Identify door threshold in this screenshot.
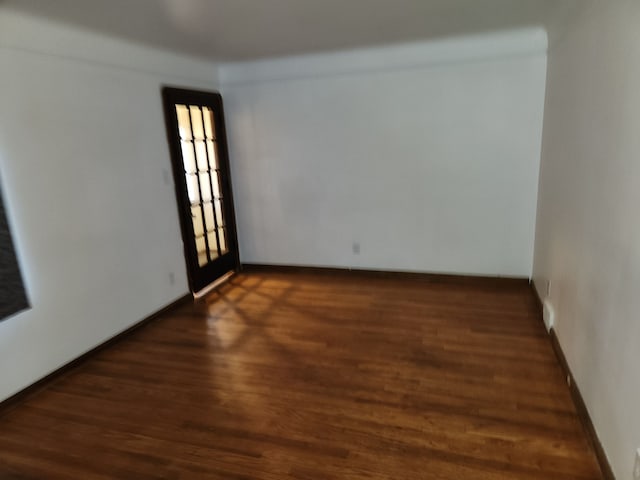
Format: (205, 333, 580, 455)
(193, 270, 236, 299)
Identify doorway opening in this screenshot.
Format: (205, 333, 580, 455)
(162, 87, 239, 292)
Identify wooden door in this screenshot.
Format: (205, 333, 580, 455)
(162, 87, 239, 292)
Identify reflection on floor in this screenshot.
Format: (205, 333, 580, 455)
(0, 270, 603, 479)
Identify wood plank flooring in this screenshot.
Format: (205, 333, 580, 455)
(0, 270, 603, 479)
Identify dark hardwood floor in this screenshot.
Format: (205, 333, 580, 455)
(0, 270, 603, 479)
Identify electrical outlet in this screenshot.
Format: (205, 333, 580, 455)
(168, 272, 175, 285)
(633, 448, 640, 480)
(352, 242, 360, 255)
(162, 169, 171, 185)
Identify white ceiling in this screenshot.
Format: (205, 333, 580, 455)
(1, 0, 582, 61)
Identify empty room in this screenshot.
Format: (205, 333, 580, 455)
(0, 0, 638, 479)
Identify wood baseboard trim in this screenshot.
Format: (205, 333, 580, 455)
(241, 263, 530, 288)
(0, 293, 193, 414)
(531, 286, 615, 480)
(532, 282, 544, 315)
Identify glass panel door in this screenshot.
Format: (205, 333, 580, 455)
(162, 88, 239, 292)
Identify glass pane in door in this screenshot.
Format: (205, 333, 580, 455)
(164, 88, 238, 292)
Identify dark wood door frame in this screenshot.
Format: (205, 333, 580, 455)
(162, 86, 240, 292)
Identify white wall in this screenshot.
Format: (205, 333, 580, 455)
(0, 10, 218, 402)
(220, 29, 547, 277)
(533, 1, 640, 478)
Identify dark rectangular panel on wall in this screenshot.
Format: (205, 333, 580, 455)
(0, 186, 29, 321)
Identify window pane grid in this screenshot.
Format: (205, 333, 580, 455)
(199, 106, 222, 257)
(190, 197, 223, 207)
(174, 100, 231, 269)
(182, 105, 212, 263)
